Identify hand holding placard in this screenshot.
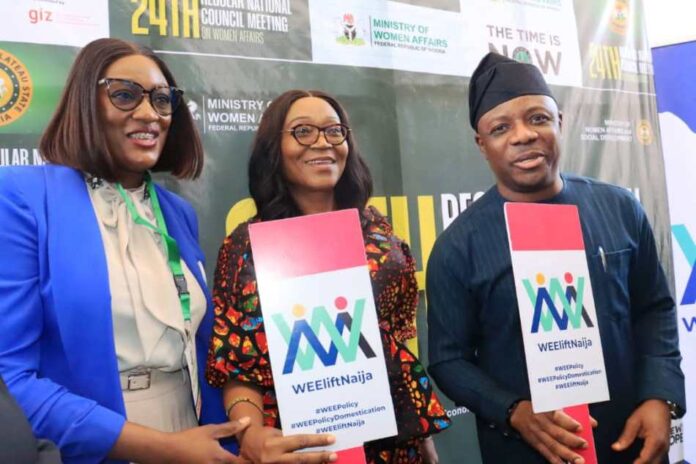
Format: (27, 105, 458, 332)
(504, 203, 606, 464)
(248, 210, 397, 454)
(238, 425, 338, 464)
(510, 401, 594, 464)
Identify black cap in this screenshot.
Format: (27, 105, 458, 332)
(468, 52, 556, 130)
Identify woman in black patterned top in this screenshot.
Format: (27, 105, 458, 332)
(206, 89, 451, 464)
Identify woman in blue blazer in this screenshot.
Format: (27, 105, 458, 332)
(0, 38, 248, 464)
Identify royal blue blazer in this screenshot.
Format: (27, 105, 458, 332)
(0, 165, 234, 463)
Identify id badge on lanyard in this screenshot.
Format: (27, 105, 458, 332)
(117, 173, 202, 419)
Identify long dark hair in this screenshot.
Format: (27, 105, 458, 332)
(248, 89, 373, 221)
(40, 38, 204, 180)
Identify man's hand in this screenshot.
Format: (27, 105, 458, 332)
(509, 400, 589, 464)
(165, 419, 253, 464)
(612, 399, 671, 464)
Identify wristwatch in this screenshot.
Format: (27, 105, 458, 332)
(665, 400, 681, 420)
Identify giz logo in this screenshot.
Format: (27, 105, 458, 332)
(29, 8, 53, 24)
(271, 296, 376, 374)
(523, 272, 595, 333)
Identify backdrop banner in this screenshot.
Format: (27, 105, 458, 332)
(653, 40, 696, 464)
(0, 0, 684, 462)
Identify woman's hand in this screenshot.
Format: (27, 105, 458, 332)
(239, 424, 337, 464)
(110, 418, 252, 464)
(164, 419, 253, 463)
(420, 436, 439, 464)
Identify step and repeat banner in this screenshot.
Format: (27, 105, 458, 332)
(0, 0, 684, 462)
(654, 40, 696, 464)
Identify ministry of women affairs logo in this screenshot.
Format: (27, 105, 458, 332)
(336, 13, 366, 46)
(0, 49, 32, 127)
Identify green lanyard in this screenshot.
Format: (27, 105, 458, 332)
(115, 173, 191, 324)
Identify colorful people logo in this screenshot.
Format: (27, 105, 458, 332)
(523, 272, 595, 333)
(272, 296, 376, 374)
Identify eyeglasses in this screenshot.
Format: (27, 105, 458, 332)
(282, 123, 350, 147)
(98, 78, 183, 117)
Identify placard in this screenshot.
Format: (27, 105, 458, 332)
(248, 209, 397, 451)
(505, 202, 609, 413)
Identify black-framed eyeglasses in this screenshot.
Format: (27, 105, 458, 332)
(282, 123, 350, 147)
(98, 78, 183, 117)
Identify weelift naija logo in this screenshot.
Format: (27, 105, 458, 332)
(272, 296, 377, 374)
(523, 272, 595, 333)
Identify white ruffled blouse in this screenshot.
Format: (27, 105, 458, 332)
(87, 180, 206, 373)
